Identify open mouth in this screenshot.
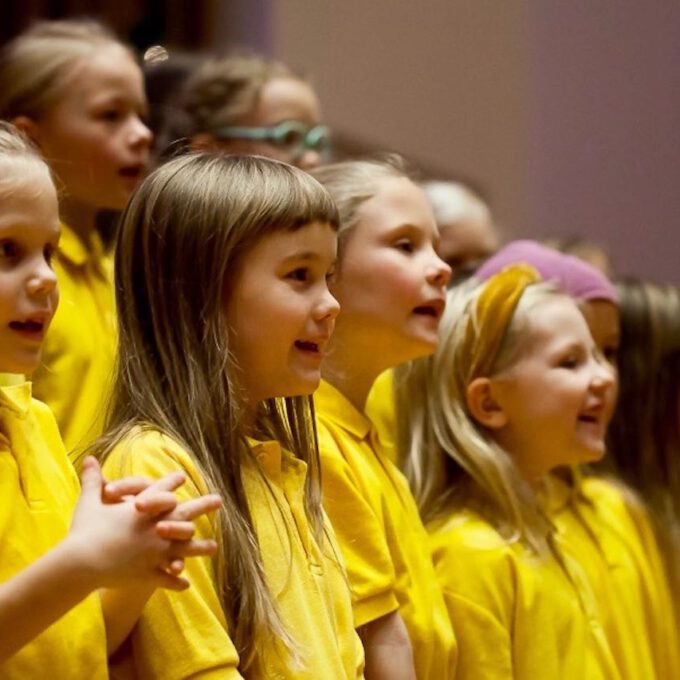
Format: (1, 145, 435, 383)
(9, 320, 46, 337)
(295, 340, 320, 353)
(413, 305, 440, 317)
(119, 166, 143, 179)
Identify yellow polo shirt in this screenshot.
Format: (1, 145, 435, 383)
(428, 508, 620, 679)
(364, 369, 397, 463)
(32, 223, 116, 456)
(102, 428, 364, 680)
(547, 474, 680, 680)
(315, 380, 457, 679)
(0, 381, 108, 679)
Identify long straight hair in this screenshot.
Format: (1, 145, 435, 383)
(89, 153, 338, 670)
(398, 280, 558, 553)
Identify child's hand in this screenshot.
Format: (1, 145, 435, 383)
(66, 457, 219, 591)
(100, 465, 222, 575)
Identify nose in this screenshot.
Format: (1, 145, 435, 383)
(590, 357, 616, 392)
(426, 251, 452, 289)
(295, 149, 322, 170)
(315, 286, 341, 321)
(128, 115, 153, 150)
(27, 257, 58, 298)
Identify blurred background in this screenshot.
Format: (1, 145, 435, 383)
(3, 0, 679, 282)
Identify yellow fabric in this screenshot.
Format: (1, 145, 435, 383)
(364, 369, 397, 463)
(428, 509, 621, 680)
(103, 429, 364, 680)
(32, 224, 116, 456)
(547, 474, 680, 680)
(0, 382, 108, 679)
(315, 380, 457, 680)
(463, 264, 540, 382)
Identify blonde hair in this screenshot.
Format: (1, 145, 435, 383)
(398, 279, 560, 553)
(157, 53, 297, 156)
(89, 153, 338, 670)
(420, 180, 491, 228)
(311, 156, 409, 260)
(0, 121, 53, 198)
(0, 19, 130, 121)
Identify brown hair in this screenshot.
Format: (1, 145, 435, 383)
(156, 53, 296, 157)
(90, 153, 339, 670)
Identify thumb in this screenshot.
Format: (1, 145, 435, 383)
(79, 456, 104, 500)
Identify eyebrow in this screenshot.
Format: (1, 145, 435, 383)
(281, 251, 322, 263)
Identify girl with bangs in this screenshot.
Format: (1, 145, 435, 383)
(90, 153, 363, 678)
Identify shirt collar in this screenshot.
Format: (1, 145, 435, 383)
(314, 380, 372, 440)
(59, 223, 106, 268)
(0, 381, 32, 416)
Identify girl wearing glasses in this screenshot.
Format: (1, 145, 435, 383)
(155, 54, 330, 170)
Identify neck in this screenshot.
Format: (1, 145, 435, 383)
(322, 336, 389, 413)
(59, 198, 98, 246)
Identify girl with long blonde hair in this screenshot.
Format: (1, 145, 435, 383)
(398, 265, 621, 678)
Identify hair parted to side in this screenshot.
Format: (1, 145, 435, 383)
(310, 155, 409, 261)
(156, 53, 297, 157)
(88, 153, 338, 671)
(0, 19, 130, 121)
(397, 279, 561, 553)
(0, 121, 53, 199)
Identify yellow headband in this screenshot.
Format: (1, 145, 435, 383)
(462, 264, 541, 383)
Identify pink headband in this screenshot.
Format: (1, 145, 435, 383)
(475, 240, 618, 304)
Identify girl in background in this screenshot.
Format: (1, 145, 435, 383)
(398, 266, 620, 679)
(606, 278, 680, 618)
(0, 19, 153, 452)
(156, 53, 330, 169)
(474, 241, 679, 679)
(93, 153, 363, 678)
(311, 158, 456, 679)
(0, 122, 219, 676)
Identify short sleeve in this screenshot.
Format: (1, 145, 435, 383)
(103, 433, 242, 680)
(317, 424, 400, 628)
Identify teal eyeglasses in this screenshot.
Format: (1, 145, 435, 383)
(212, 121, 331, 161)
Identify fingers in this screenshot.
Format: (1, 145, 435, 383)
(79, 456, 103, 499)
(167, 558, 185, 576)
(153, 569, 190, 592)
(134, 491, 180, 518)
(155, 520, 196, 541)
(134, 471, 187, 503)
(164, 495, 222, 522)
(171, 538, 219, 559)
(102, 475, 154, 502)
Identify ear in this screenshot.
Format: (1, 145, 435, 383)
(11, 116, 42, 148)
(466, 377, 508, 430)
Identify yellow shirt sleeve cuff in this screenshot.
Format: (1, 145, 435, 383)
(353, 589, 400, 629)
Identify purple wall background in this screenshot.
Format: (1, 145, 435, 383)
(527, 4, 680, 281)
(218, 2, 680, 282)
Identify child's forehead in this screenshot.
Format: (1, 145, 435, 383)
(59, 43, 141, 94)
(520, 295, 588, 344)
